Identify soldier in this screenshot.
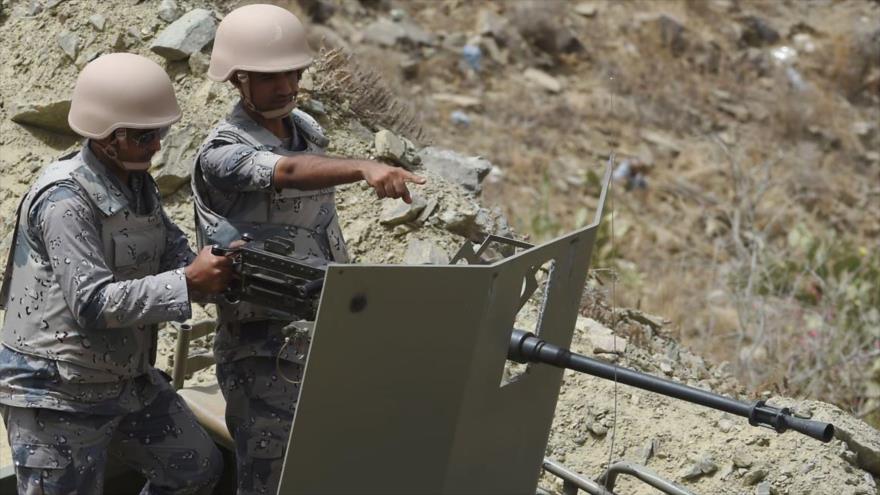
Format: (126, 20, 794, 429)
(0, 53, 232, 494)
(192, 4, 425, 493)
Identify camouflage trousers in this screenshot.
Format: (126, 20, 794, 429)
(216, 356, 302, 495)
(1, 387, 223, 495)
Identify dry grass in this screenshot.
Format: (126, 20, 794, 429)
(309, 48, 426, 142)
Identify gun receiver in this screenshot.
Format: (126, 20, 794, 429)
(211, 235, 327, 319)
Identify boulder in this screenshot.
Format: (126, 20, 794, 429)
(158, 0, 180, 23)
(403, 239, 449, 265)
(362, 17, 434, 48)
(417, 146, 492, 195)
(10, 100, 75, 135)
(150, 127, 198, 195)
(374, 129, 420, 169)
(150, 9, 216, 61)
(739, 16, 780, 47)
(57, 30, 79, 60)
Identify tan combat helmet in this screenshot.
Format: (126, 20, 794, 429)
(208, 4, 313, 118)
(68, 52, 181, 139)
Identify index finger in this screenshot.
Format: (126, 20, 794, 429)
(403, 171, 426, 184)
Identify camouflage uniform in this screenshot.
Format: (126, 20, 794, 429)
(192, 102, 347, 494)
(0, 145, 222, 494)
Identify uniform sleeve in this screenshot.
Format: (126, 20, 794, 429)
(30, 184, 192, 329)
(199, 140, 280, 192)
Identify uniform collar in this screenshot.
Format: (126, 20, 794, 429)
(71, 144, 133, 216)
(228, 100, 295, 150)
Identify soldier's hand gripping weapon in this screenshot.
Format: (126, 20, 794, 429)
(212, 234, 834, 444)
(210, 234, 328, 320)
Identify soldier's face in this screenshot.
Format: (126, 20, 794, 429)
(119, 128, 164, 161)
(245, 70, 301, 111)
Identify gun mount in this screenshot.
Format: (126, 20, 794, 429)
(202, 163, 834, 495)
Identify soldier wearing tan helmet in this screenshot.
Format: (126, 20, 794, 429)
(0, 53, 233, 494)
(191, 4, 426, 493)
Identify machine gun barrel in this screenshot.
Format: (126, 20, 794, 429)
(508, 329, 834, 443)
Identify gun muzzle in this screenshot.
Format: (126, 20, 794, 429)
(748, 401, 834, 443)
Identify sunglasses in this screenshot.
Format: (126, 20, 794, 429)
(129, 127, 170, 147)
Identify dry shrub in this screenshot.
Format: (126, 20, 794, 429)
(309, 49, 425, 142)
(827, 28, 880, 103)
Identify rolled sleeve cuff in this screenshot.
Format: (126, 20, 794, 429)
(252, 151, 283, 190)
(158, 268, 193, 323)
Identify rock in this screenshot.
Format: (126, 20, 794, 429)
(362, 17, 434, 48)
(640, 437, 658, 464)
(573, 2, 598, 17)
(438, 207, 478, 236)
(791, 402, 814, 419)
(88, 14, 106, 31)
(588, 422, 608, 437)
(113, 29, 141, 51)
(415, 198, 438, 224)
(77, 48, 103, 68)
(478, 36, 507, 66)
(403, 239, 449, 265)
(739, 16, 780, 47)
(475, 8, 510, 43)
(418, 147, 492, 195)
(816, 401, 880, 476)
(158, 0, 180, 23)
(589, 333, 627, 354)
(389, 8, 406, 22)
(657, 15, 687, 57)
(150, 8, 217, 61)
(299, 98, 326, 117)
(379, 196, 427, 226)
(374, 130, 420, 169)
(680, 453, 718, 480)
(641, 129, 681, 155)
(450, 111, 471, 127)
(718, 418, 734, 433)
(399, 57, 419, 80)
(512, 5, 583, 56)
(10, 100, 75, 135)
(150, 127, 197, 195)
(524, 68, 562, 93)
(432, 93, 482, 109)
(718, 101, 750, 122)
(308, 24, 351, 52)
(297, 0, 336, 24)
(188, 50, 210, 75)
(745, 467, 769, 485)
(57, 30, 79, 60)
(659, 361, 674, 375)
(755, 481, 777, 495)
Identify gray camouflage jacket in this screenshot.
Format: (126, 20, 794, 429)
(0, 144, 195, 410)
(192, 102, 349, 363)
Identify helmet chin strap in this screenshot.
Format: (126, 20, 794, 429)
(236, 72, 297, 119)
(98, 129, 151, 171)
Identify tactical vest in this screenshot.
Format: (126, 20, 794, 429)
(192, 107, 349, 322)
(0, 149, 166, 382)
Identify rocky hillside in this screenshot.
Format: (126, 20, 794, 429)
(0, 0, 878, 493)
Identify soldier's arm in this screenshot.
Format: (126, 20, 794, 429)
(273, 154, 424, 203)
(33, 185, 192, 329)
(200, 141, 425, 203)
